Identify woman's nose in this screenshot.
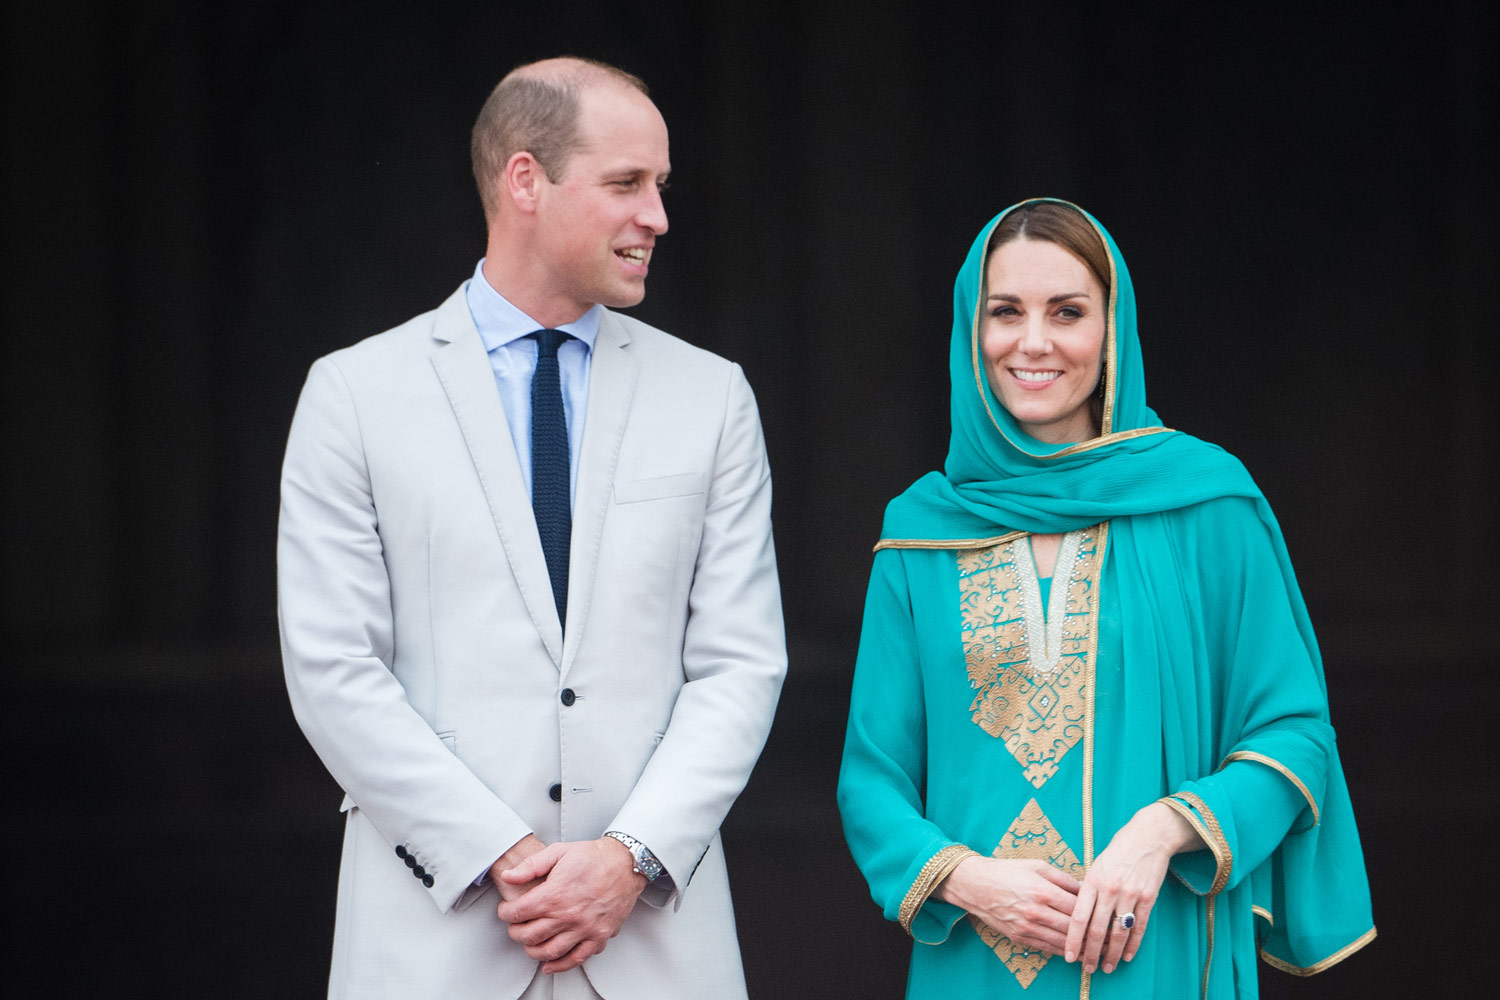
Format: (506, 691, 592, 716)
(1018, 318, 1050, 353)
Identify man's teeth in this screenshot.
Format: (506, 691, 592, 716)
(618, 249, 647, 264)
(1013, 370, 1060, 383)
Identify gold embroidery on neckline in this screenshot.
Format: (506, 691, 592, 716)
(969, 798, 1084, 988)
(958, 527, 1104, 788)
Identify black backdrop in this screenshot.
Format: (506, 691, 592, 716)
(3, 1, 1495, 996)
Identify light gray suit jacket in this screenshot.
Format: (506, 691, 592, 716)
(277, 285, 786, 999)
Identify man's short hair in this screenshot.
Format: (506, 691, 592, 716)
(470, 57, 650, 222)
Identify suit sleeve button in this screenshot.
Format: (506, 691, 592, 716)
(395, 845, 408, 859)
(560, 688, 576, 706)
(404, 855, 416, 869)
(413, 865, 426, 877)
(422, 874, 434, 888)
(548, 783, 562, 802)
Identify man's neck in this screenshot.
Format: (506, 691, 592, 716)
(479, 254, 589, 329)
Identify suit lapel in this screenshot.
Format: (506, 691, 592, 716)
(562, 310, 638, 674)
(429, 288, 563, 666)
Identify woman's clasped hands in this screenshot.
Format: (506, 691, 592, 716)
(938, 801, 1202, 975)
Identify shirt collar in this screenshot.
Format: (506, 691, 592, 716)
(465, 258, 601, 353)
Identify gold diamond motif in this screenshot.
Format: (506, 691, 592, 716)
(958, 530, 1101, 788)
(969, 799, 1084, 988)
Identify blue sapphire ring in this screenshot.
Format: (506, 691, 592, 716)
(1115, 912, 1136, 930)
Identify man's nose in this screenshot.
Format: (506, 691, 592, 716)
(637, 187, 668, 235)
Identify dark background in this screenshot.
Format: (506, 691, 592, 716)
(3, 1, 1495, 996)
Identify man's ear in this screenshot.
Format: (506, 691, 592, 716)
(505, 151, 545, 214)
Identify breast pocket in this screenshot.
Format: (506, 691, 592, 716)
(612, 472, 706, 504)
(602, 472, 707, 646)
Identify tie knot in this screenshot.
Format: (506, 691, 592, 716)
(531, 328, 567, 357)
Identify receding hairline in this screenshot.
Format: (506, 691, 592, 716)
(500, 56, 650, 100)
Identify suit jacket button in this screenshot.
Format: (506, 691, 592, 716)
(413, 865, 426, 878)
(404, 855, 416, 869)
(395, 845, 408, 859)
(548, 783, 562, 802)
(422, 874, 434, 888)
(560, 688, 576, 706)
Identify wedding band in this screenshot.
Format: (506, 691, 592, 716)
(1114, 912, 1136, 929)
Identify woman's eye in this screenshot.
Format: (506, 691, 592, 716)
(1057, 305, 1082, 320)
(990, 305, 1019, 318)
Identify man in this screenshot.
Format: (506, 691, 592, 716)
(278, 57, 786, 999)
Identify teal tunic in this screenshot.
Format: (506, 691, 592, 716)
(837, 200, 1374, 999)
(841, 500, 1335, 997)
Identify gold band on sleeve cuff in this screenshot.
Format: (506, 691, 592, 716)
(897, 845, 979, 934)
(1159, 792, 1232, 897)
(1260, 925, 1378, 976)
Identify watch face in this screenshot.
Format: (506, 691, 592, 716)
(637, 854, 663, 881)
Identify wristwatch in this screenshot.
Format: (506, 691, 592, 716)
(603, 830, 664, 882)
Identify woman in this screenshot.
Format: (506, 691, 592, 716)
(837, 199, 1373, 998)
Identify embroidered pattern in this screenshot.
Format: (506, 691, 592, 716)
(958, 527, 1103, 787)
(969, 798, 1084, 988)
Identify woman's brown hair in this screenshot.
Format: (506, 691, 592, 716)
(986, 201, 1111, 294)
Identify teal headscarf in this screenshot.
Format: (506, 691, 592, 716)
(882, 198, 1260, 541)
(880, 200, 1374, 975)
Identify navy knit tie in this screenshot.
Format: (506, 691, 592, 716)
(530, 329, 570, 630)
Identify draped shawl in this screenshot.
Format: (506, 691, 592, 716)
(878, 199, 1373, 975)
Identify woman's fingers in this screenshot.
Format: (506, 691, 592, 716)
(1099, 903, 1136, 973)
(1034, 861, 1083, 895)
(1063, 882, 1097, 963)
(1079, 890, 1117, 972)
(1120, 897, 1154, 963)
(1017, 925, 1071, 956)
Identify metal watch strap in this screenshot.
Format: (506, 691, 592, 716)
(603, 830, 663, 882)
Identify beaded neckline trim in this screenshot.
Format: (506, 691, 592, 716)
(1016, 530, 1085, 683)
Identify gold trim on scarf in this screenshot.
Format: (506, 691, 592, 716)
(969, 798, 1084, 988)
(1202, 897, 1217, 1000)
(1252, 904, 1274, 925)
(898, 844, 979, 938)
(1220, 750, 1320, 825)
(1082, 522, 1109, 868)
(1075, 520, 1109, 1000)
(874, 530, 1029, 553)
(957, 526, 1105, 788)
(1258, 925, 1378, 976)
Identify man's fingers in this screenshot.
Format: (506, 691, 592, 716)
(497, 886, 558, 926)
(540, 939, 601, 975)
(507, 916, 568, 948)
(502, 843, 564, 884)
(523, 927, 583, 963)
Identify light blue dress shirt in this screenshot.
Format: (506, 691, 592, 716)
(464, 259, 599, 508)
